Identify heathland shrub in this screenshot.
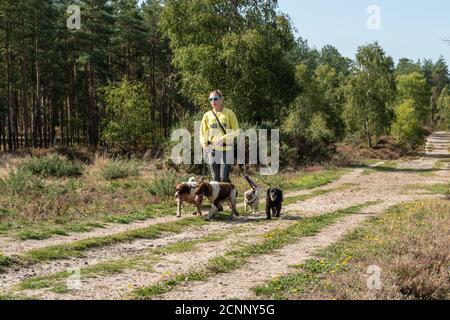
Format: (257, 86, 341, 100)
(0, 169, 45, 195)
(391, 99, 424, 150)
(101, 78, 154, 150)
(18, 155, 83, 178)
(101, 159, 142, 180)
(147, 170, 178, 201)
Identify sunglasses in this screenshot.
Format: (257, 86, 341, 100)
(209, 97, 221, 102)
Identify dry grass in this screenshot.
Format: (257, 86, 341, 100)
(255, 200, 450, 300)
(333, 136, 405, 166)
(0, 155, 163, 238)
(0, 152, 348, 239)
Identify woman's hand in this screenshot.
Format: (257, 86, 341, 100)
(212, 139, 223, 148)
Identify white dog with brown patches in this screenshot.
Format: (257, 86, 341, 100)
(194, 182, 239, 219)
(174, 177, 202, 217)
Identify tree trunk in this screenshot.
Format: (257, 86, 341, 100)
(35, 11, 43, 148)
(148, 37, 157, 131)
(5, 21, 14, 151)
(365, 118, 372, 148)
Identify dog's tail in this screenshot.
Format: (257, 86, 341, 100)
(188, 176, 196, 184)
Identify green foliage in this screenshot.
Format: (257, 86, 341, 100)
(0, 169, 45, 195)
(395, 58, 422, 76)
(282, 58, 346, 162)
(17, 156, 83, 178)
(147, 170, 178, 201)
(436, 87, 450, 129)
(307, 113, 335, 145)
(430, 57, 450, 122)
(101, 158, 142, 180)
(0, 254, 13, 272)
(319, 45, 351, 75)
(160, 0, 296, 124)
(392, 99, 424, 149)
(396, 72, 431, 123)
(101, 78, 154, 149)
(343, 42, 396, 147)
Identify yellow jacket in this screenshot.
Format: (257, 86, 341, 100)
(200, 107, 239, 151)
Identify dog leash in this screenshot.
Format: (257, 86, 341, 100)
(209, 109, 259, 191)
(238, 164, 259, 191)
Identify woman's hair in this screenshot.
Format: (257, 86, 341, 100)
(209, 89, 223, 98)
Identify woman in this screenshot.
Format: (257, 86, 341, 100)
(200, 90, 240, 183)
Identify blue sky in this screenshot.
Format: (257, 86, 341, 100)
(278, 0, 450, 64)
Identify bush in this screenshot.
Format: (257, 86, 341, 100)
(18, 155, 83, 178)
(147, 170, 178, 201)
(391, 99, 424, 150)
(55, 145, 95, 164)
(101, 78, 154, 150)
(436, 87, 450, 130)
(0, 169, 45, 195)
(101, 159, 142, 180)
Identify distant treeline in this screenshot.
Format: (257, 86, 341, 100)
(0, 0, 449, 159)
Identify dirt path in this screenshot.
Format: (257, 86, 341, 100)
(157, 212, 374, 300)
(1, 132, 449, 300)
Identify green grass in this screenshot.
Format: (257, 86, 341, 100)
(18, 155, 83, 178)
(0, 255, 14, 272)
(433, 160, 447, 170)
(101, 159, 142, 180)
(253, 200, 449, 300)
(0, 293, 37, 300)
(286, 169, 348, 190)
(255, 168, 348, 191)
(0, 203, 171, 240)
(0, 169, 45, 195)
(133, 202, 375, 299)
(403, 183, 450, 196)
(147, 170, 179, 201)
(20, 217, 208, 264)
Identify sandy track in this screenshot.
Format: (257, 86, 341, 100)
(157, 212, 375, 300)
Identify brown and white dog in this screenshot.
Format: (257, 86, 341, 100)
(174, 177, 202, 217)
(194, 182, 239, 219)
(244, 188, 260, 214)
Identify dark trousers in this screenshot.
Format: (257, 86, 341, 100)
(208, 149, 232, 182)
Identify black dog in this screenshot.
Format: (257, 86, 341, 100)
(266, 187, 283, 219)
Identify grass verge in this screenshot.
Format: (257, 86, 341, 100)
(253, 200, 449, 300)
